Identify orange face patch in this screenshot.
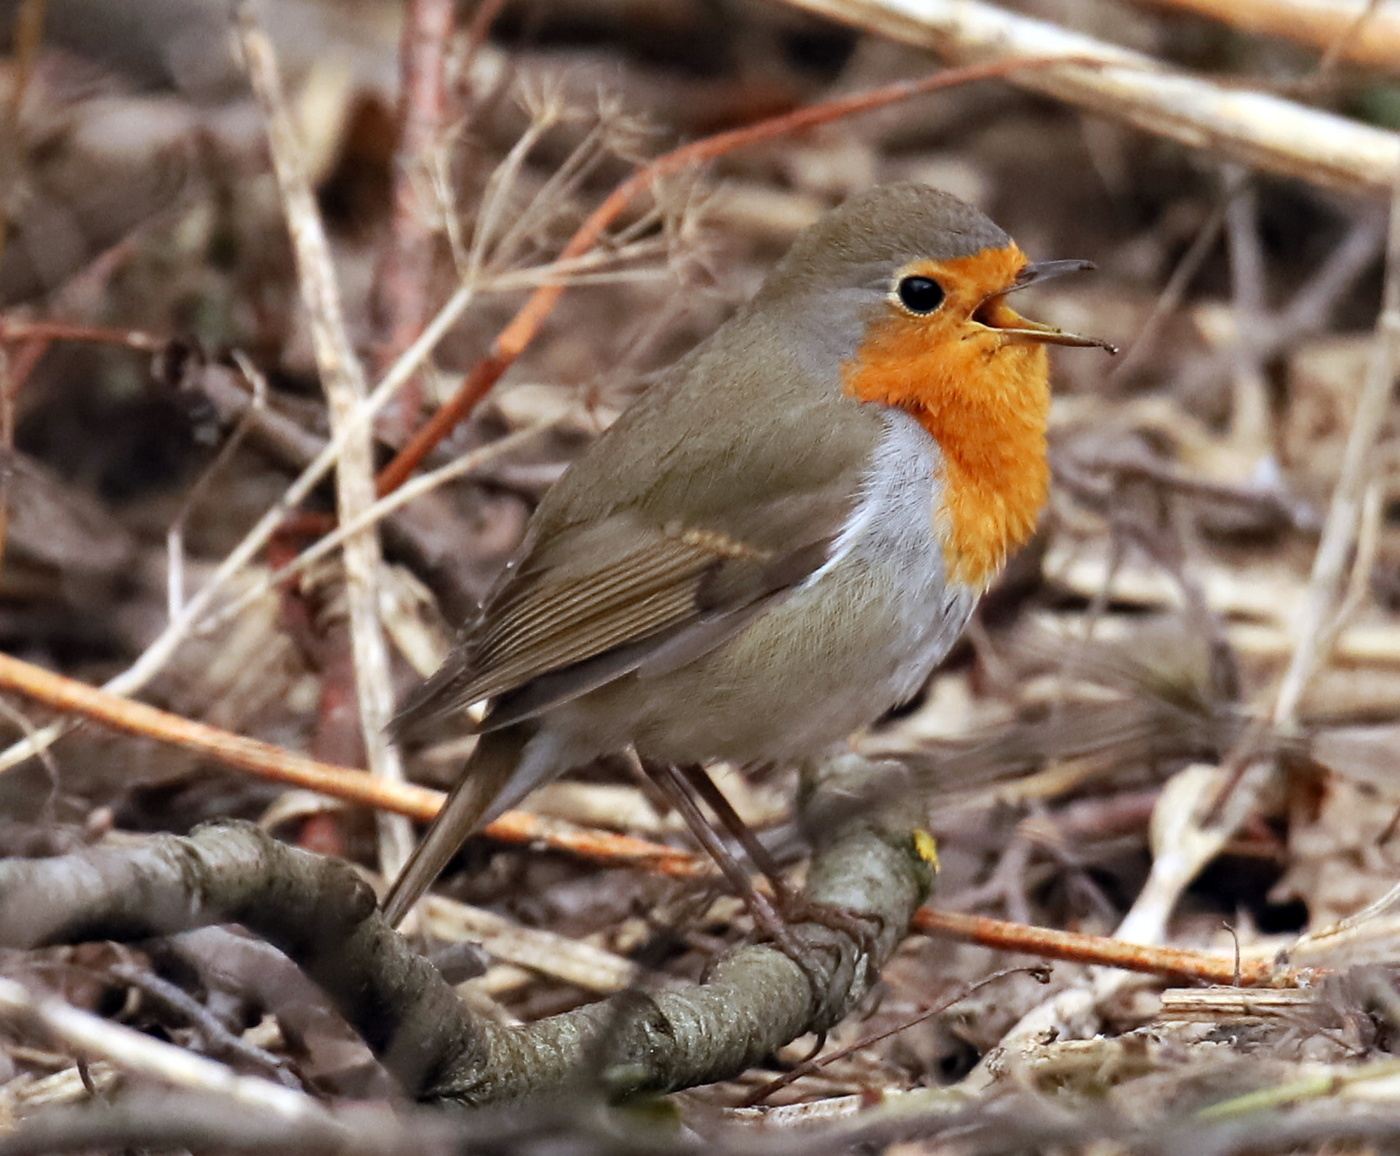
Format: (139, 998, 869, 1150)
(841, 244, 1052, 590)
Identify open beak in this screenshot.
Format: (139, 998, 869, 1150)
(977, 259, 1118, 353)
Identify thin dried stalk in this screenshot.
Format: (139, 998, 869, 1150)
(914, 908, 1299, 987)
(422, 895, 650, 994)
(1128, 0, 1400, 73)
(237, 6, 414, 882)
(0, 650, 704, 876)
(371, 0, 455, 441)
(166, 354, 266, 618)
(0, 978, 325, 1122)
(1272, 161, 1400, 726)
(778, 0, 1400, 196)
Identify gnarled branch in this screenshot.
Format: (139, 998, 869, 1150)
(0, 764, 929, 1105)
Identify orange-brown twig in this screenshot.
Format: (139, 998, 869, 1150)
(0, 654, 1313, 985)
(371, 0, 456, 443)
(914, 907, 1303, 988)
(374, 54, 1087, 496)
(0, 651, 703, 876)
(1129, 0, 1400, 74)
(0, 319, 165, 352)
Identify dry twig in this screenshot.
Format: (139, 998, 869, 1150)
(1271, 163, 1400, 728)
(237, 6, 414, 882)
(914, 908, 1301, 988)
(371, 0, 455, 442)
(0, 650, 702, 876)
(1127, 0, 1400, 73)
(778, 0, 1400, 195)
(0, 977, 326, 1122)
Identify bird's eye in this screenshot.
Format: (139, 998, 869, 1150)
(896, 275, 945, 314)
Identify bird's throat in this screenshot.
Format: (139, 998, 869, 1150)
(843, 325, 1051, 590)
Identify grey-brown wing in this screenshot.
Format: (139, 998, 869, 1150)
(391, 518, 835, 739)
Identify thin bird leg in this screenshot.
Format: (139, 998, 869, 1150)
(644, 760, 801, 956)
(681, 763, 882, 966)
(676, 763, 795, 905)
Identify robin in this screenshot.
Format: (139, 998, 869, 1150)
(383, 182, 1112, 927)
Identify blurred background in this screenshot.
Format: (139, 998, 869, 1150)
(1, 0, 1399, 1120)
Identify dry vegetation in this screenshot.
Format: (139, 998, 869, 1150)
(2, 0, 1400, 1151)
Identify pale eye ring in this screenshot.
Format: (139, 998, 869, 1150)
(896, 275, 945, 314)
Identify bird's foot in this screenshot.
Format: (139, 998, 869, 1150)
(763, 896, 886, 988)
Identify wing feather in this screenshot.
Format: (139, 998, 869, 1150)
(470, 584, 700, 696)
(474, 538, 718, 662)
(393, 531, 789, 737)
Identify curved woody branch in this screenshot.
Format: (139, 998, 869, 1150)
(0, 806, 929, 1104)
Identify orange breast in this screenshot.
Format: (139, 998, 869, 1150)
(841, 248, 1051, 590)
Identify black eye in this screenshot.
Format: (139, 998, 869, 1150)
(896, 275, 945, 314)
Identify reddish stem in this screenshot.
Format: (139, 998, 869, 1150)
(914, 907, 1299, 987)
(371, 0, 457, 443)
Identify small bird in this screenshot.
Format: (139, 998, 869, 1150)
(383, 183, 1112, 926)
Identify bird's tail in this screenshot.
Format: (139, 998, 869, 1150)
(382, 726, 532, 927)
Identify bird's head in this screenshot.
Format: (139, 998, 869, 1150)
(758, 183, 1115, 588)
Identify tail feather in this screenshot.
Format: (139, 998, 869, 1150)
(382, 727, 531, 927)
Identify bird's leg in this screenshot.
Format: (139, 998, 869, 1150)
(676, 763, 795, 906)
(643, 760, 807, 962)
(650, 760, 882, 995)
(646, 761, 787, 934)
(678, 762, 882, 959)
